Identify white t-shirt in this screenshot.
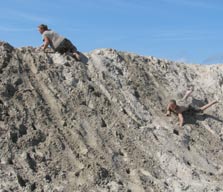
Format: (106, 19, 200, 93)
(42, 30, 65, 50)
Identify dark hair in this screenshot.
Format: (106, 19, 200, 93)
(38, 24, 48, 30)
(169, 99, 176, 105)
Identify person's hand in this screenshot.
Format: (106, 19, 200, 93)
(35, 47, 41, 51)
(186, 86, 193, 95)
(188, 85, 194, 91)
(36, 46, 44, 51)
(182, 86, 194, 100)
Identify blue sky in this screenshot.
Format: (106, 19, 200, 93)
(1, 0, 223, 64)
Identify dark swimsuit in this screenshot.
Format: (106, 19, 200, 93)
(184, 105, 202, 114)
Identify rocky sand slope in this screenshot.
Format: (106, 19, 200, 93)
(0, 41, 223, 192)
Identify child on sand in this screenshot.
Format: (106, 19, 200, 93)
(166, 86, 218, 127)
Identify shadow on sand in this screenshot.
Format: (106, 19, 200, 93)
(183, 98, 222, 126)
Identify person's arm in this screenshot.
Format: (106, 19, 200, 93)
(41, 36, 50, 51)
(178, 113, 184, 127)
(182, 86, 194, 100)
(166, 104, 171, 116)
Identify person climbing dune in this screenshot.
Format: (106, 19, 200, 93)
(166, 86, 218, 127)
(37, 24, 81, 61)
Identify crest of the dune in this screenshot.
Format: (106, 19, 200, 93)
(0, 41, 223, 191)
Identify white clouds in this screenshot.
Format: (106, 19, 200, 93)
(8, 10, 50, 23)
(15, 12, 49, 23)
(0, 26, 34, 32)
(0, 7, 51, 24)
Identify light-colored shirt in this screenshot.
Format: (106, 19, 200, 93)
(42, 30, 65, 50)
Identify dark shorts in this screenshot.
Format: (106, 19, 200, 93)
(185, 105, 202, 114)
(56, 39, 77, 54)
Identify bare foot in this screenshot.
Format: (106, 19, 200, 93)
(73, 52, 81, 61)
(212, 100, 218, 104)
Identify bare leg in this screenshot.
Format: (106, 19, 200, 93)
(200, 100, 218, 111)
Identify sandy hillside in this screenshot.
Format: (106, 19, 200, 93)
(0, 41, 223, 192)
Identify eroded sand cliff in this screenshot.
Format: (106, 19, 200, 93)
(0, 41, 223, 192)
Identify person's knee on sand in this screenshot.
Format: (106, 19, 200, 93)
(38, 24, 81, 60)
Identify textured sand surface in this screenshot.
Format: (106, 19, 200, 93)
(0, 42, 223, 192)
